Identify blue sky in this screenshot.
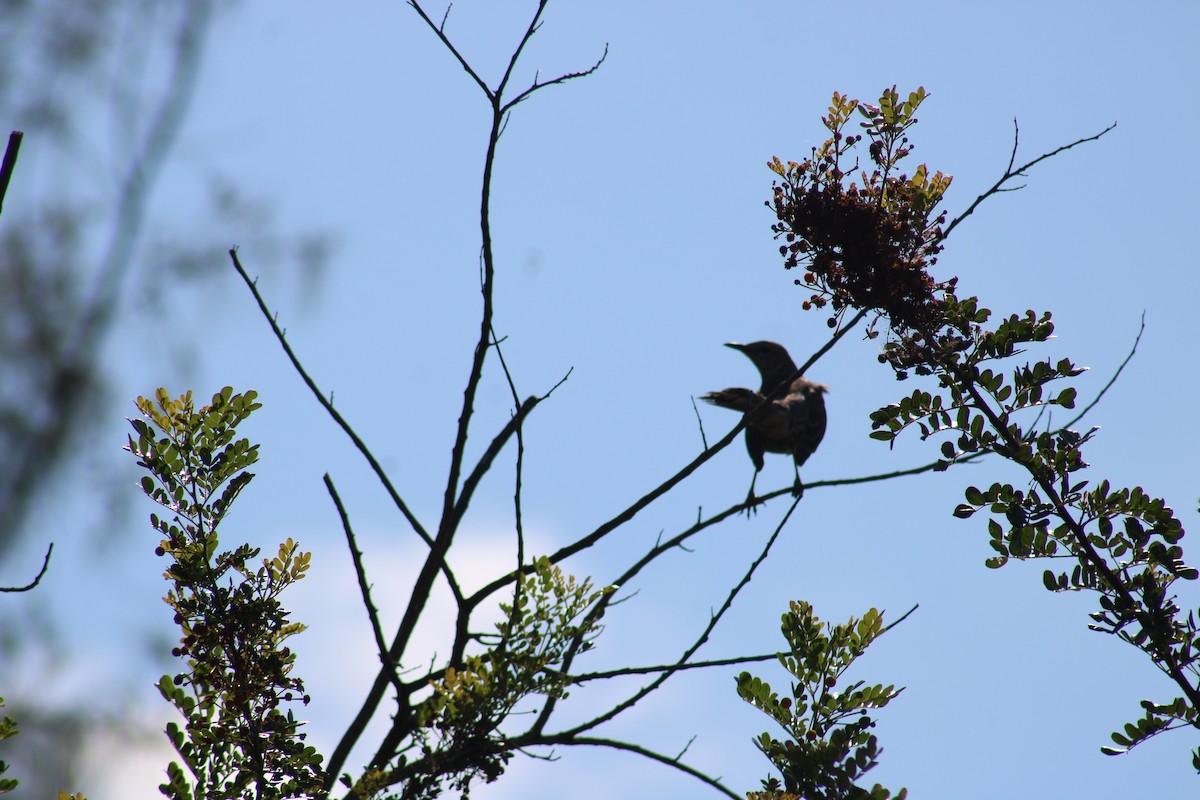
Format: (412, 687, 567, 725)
(8, 1, 1200, 797)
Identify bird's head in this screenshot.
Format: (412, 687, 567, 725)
(724, 341, 798, 381)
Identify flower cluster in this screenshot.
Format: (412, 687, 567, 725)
(769, 87, 953, 333)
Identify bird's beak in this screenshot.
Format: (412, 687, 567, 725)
(724, 342, 746, 351)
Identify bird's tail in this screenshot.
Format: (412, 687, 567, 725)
(699, 388, 764, 413)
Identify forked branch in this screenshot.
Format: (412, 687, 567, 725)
(942, 120, 1116, 240)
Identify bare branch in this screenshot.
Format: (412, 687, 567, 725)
(547, 496, 804, 738)
(501, 43, 609, 114)
(228, 249, 440, 560)
(0, 130, 23, 216)
(568, 652, 788, 684)
(333, 3, 604, 779)
(569, 603, 917, 683)
(531, 735, 741, 799)
(407, 1, 492, 98)
(759, 450, 986, 499)
(0, 543, 53, 593)
(943, 121, 1116, 240)
(451, 395, 539, 528)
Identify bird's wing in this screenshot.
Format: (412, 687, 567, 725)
(786, 384, 828, 466)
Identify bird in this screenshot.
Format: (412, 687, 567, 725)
(701, 341, 828, 507)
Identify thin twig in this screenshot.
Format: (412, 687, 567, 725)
(500, 44, 609, 114)
(1059, 311, 1144, 431)
(324, 475, 405, 696)
(880, 603, 919, 636)
(565, 651, 790, 683)
(690, 395, 709, 450)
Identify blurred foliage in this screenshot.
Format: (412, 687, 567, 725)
(127, 387, 324, 799)
(1, 4, 330, 790)
(0, 0, 330, 557)
(0, 1, 215, 555)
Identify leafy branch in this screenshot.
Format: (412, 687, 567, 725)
(739, 602, 907, 800)
(126, 388, 324, 799)
(773, 85, 1199, 767)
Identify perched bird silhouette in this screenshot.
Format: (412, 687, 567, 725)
(701, 341, 828, 506)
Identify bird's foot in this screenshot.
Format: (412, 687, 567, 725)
(791, 479, 805, 499)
